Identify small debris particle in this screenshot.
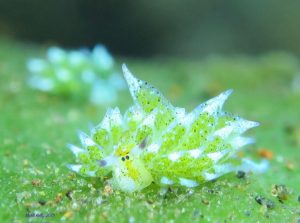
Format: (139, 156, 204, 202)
(285, 125, 300, 146)
(38, 200, 46, 206)
(265, 200, 275, 209)
(31, 179, 42, 186)
(16, 191, 31, 202)
(23, 159, 29, 167)
(193, 210, 200, 217)
(255, 195, 264, 205)
(285, 161, 295, 171)
(201, 199, 210, 205)
(146, 199, 154, 204)
(255, 195, 275, 209)
(103, 185, 113, 196)
(55, 193, 63, 203)
(202, 187, 214, 194)
(72, 202, 79, 209)
(67, 172, 76, 180)
(65, 190, 73, 200)
(87, 183, 96, 191)
(39, 191, 46, 197)
(192, 209, 204, 218)
(62, 211, 73, 220)
(24, 202, 38, 208)
(95, 197, 103, 205)
(271, 184, 289, 202)
(236, 170, 246, 179)
(258, 149, 273, 160)
(297, 195, 300, 202)
(244, 210, 251, 217)
(101, 212, 108, 220)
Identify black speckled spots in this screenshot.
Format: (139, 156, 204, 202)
(255, 195, 275, 209)
(38, 200, 46, 206)
(139, 137, 148, 149)
(66, 190, 73, 200)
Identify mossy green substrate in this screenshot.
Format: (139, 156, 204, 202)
(0, 39, 299, 222)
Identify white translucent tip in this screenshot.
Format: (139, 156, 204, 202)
(67, 144, 84, 157)
(122, 64, 140, 94)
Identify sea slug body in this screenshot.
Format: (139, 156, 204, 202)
(67, 64, 268, 192)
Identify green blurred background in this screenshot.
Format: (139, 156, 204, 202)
(1, 0, 300, 57)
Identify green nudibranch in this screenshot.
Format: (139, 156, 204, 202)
(67, 64, 268, 192)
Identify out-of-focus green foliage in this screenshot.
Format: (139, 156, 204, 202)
(1, 39, 299, 222)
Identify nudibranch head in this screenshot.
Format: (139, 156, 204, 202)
(67, 64, 268, 192)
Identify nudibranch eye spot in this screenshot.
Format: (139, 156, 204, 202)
(67, 64, 268, 192)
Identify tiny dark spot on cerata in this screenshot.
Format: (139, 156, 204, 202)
(139, 137, 148, 149)
(98, 159, 107, 167)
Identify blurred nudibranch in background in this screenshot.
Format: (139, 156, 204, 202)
(27, 45, 125, 105)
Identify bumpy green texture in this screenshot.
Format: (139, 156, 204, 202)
(68, 65, 267, 192)
(27, 45, 125, 105)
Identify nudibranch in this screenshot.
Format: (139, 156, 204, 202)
(67, 65, 268, 192)
(27, 45, 125, 105)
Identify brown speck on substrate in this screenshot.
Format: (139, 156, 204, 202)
(55, 193, 63, 203)
(271, 184, 289, 202)
(258, 149, 273, 160)
(201, 199, 210, 205)
(103, 185, 113, 196)
(31, 179, 42, 186)
(62, 211, 73, 220)
(285, 161, 295, 170)
(67, 172, 76, 180)
(146, 199, 154, 204)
